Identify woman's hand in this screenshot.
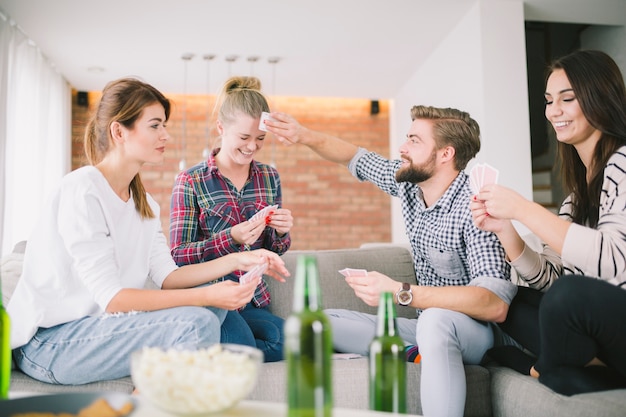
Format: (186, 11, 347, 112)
(470, 195, 508, 233)
(267, 208, 293, 236)
(474, 184, 529, 222)
(231, 217, 266, 246)
(206, 279, 258, 310)
(236, 249, 290, 283)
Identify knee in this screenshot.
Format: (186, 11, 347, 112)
(540, 277, 586, 316)
(170, 306, 221, 346)
(416, 308, 458, 351)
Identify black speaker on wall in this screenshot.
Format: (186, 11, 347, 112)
(370, 100, 380, 115)
(77, 91, 88, 107)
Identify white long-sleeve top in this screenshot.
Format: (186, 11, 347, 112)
(8, 166, 178, 348)
(511, 147, 626, 291)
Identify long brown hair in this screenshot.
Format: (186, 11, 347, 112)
(84, 78, 171, 219)
(549, 50, 626, 227)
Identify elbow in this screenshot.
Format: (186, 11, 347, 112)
(491, 301, 509, 323)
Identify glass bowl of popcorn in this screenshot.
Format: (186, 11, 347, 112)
(131, 343, 263, 415)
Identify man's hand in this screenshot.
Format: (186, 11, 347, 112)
(344, 271, 399, 307)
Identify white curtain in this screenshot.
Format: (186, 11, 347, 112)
(0, 12, 71, 257)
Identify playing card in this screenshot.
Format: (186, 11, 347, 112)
(469, 163, 498, 193)
(240, 262, 268, 285)
(258, 111, 272, 132)
(481, 163, 499, 186)
(338, 268, 368, 277)
(250, 204, 278, 223)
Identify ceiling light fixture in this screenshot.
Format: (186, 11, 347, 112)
(268, 57, 280, 168)
(247, 56, 259, 76)
(225, 55, 238, 77)
(202, 54, 216, 159)
(179, 53, 194, 171)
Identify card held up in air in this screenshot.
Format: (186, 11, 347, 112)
(469, 163, 499, 194)
(258, 111, 273, 132)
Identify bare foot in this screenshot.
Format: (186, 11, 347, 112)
(586, 357, 606, 367)
(530, 366, 540, 378)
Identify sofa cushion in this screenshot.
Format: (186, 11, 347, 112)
(489, 365, 626, 417)
(250, 357, 492, 417)
(1, 242, 26, 305)
(267, 246, 418, 320)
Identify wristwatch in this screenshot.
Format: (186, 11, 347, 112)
(395, 282, 413, 306)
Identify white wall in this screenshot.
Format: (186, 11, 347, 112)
(389, 0, 532, 244)
(582, 25, 626, 78)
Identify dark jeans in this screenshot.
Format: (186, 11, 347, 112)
(498, 276, 626, 395)
(220, 303, 285, 362)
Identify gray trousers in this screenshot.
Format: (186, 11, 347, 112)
(325, 307, 495, 417)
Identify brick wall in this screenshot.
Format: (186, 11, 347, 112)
(71, 90, 391, 250)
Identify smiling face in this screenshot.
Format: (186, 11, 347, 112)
(120, 102, 170, 165)
(217, 111, 266, 166)
(396, 118, 440, 184)
(545, 69, 600, 150)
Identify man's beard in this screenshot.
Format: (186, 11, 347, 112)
(395, 151, 437, 184)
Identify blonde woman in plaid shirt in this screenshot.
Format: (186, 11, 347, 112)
(170, 76, 293, 362)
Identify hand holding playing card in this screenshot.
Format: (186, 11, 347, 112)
(338, 268, 368, 277)
(258, 112, 274, 132)
(250, 204, 279, 224)
(265, 207, 293, 236)
(240, 262, 268, 285)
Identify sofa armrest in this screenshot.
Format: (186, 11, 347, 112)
(266, 246, 417, 320)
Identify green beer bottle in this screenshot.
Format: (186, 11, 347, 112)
(369, 291, 406, 413)
(285, 255, 333, 417)
(0, 271, 11, 399)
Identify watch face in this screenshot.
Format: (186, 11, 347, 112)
(398, 291, 412, 305)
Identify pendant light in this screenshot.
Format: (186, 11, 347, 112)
(202, 54, 216, 159)
(179, 53, 194, 171)
(268, 57, 280, 168)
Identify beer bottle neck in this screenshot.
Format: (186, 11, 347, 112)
(376, 292, 398, 337)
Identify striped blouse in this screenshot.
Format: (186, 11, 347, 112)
(511, 146, 626, 291)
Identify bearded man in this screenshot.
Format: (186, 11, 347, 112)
(266, 105, 517, 417)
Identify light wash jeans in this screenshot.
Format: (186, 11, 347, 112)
(221, 303, 285, 362)
(13, 306, 226, 385)
(326, 307, 495, 417)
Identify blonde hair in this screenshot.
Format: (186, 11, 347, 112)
(84, 78, 171, 219)
(410, 105, 481, 170)
(216, 76, 270, 127)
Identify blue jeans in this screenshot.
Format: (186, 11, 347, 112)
(13, 306, 226, 385)
(220, 303, 284, 362)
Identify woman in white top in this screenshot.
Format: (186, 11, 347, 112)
(470, 50, 626, 395)
(7, 78, 289, 385)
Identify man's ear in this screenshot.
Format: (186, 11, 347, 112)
(440, 145, 456, 163)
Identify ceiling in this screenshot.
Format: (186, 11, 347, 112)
(0, 0, 624, 99)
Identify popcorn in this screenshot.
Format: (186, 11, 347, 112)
(131, 344, 260, 414)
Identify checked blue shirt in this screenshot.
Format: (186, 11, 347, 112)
(349, 148, 513, 313)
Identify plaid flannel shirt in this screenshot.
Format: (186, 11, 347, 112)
(169, 148, 291, 308)
(349, 148, 512, 315)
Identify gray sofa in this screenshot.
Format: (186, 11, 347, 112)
(3, 243, 626, 416)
